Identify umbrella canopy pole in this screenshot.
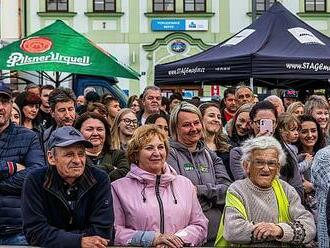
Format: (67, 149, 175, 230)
(55, 72, 59, 87)
(250, 77, 254, 90)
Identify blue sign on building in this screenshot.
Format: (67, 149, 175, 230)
(151, 19, 185, 31)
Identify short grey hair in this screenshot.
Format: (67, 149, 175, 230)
(241, 136, 286, 167)
(235, 85, 253, 95)
(170, 101, 203, 141)
(142, 86, 161, 100)
(304, 95, 329, 116)
(264, 95, 282, 103)
(264, 95, 284, 112)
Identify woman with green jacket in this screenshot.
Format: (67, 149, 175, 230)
(75, 112, 130, 182)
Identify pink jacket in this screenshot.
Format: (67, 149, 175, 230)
(111, 163, 208, 246)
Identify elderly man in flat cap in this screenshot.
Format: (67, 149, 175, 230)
(22, 126, 114, 248)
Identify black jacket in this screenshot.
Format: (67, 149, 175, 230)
(22, 166, 114, 248)
(0, 122, 45, 235)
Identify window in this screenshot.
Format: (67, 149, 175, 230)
(184, 0, 206, 12)
(94, 0, 115, 12)
(256, 0, 276, 12)
(305, 0, 326, 12)
(153, 0, 175, 12)
(46, 0, 68, 12)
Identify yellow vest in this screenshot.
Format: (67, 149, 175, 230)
(214, 178, 291, 247)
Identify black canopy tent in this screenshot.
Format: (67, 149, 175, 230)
(154, 2, 330, 89)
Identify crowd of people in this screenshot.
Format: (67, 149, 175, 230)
(1, 82, 330, 247)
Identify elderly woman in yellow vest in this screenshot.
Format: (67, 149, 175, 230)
(215, 136, 316, 247)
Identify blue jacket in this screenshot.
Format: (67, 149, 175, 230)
(22, 166, 114, 248)
(0, 122, 45, 234)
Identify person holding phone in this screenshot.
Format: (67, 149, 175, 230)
(230, 101, 304, 199)
(259, 119, 274, 134)
(230, 101, 277, 180)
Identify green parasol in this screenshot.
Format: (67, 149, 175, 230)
(0, 20, 140, 84)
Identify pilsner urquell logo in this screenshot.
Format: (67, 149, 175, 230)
(20, 37, 53, 53)
(6, 36, 91, 67)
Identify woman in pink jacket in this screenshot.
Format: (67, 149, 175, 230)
(112, 125, 208, 247)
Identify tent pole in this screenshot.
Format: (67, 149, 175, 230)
(40, 71, 55, 83)
(250, 77, 254, 90)
(59, 74, 72, 83)
(252, 0, 257, 22)
(201, 81, 204, 96)
(55, 72, 60, 87)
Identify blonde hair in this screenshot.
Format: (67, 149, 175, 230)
(110, 108, 135, 150)
(286, 101, 304, 115)
(170, 101, 203, 141)
(277, 113, 300, 134)
(127, 124, 169, 165)
(304, 95, 329, 115)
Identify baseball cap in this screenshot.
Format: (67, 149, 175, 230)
(0, 83, 12, 98)
(282, 89, 298, 99)
(48, 126, 93, 150)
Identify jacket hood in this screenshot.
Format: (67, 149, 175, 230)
(127, 162, 177, 187)
(169, 139, 207, 154)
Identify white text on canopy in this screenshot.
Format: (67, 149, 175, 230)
(6, 52, 91, 67)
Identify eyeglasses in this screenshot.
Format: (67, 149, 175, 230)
(121, 118, 138, 126)
(251, 159, 279, 169)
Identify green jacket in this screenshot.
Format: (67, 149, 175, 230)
(86, 149, 130, 182)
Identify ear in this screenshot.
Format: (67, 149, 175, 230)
(243, 161, 250, 174)
(142, 98, 146, 107)
(47, 150, 56, 166)
(276, 165, 281, 176)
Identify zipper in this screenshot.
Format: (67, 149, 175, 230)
(74, 183, 94, 213)
(155, 175, 164, 234)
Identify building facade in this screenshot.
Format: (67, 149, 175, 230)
(1, 0, 330, 96)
